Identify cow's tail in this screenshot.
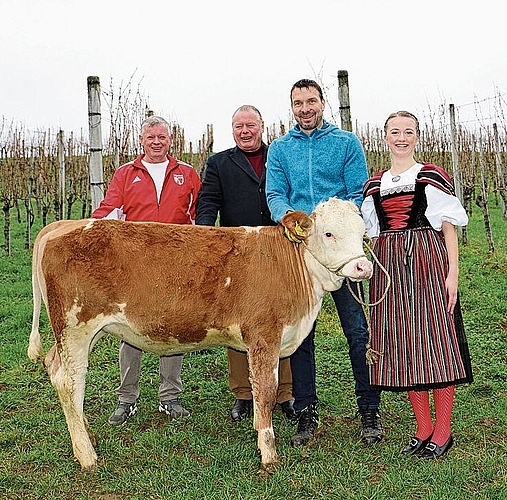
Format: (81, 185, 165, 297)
(28, 236, 44, 362)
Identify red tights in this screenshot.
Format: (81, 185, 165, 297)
(407, 386, 455, 446)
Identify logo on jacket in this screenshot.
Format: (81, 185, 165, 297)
(132, 176, 142, 184)
(173, 174, 184, 185)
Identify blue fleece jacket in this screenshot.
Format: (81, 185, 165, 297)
(266, 120, 368, 222)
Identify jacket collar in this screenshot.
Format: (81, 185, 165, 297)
(292, 119, 336, 139)
(133, 153, 179, 172)
(229, 143, 268, 182)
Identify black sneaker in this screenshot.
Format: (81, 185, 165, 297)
(359, 408, 383, 445)
(159, 398, 190, 419)
(290, 403, 319, 447)
(108, 401, 137, 426)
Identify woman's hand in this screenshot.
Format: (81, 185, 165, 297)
(445, 268, 459, 313)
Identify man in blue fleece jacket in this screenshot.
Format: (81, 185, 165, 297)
(266, 78, 383, 447)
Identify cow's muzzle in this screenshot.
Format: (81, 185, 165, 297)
(331, 253, 372, 279)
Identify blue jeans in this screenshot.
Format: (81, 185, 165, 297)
(290, 282, 381, 413)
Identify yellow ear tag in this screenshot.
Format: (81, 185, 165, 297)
(284, 226, 302, 243)
(294, 221, 306, 238)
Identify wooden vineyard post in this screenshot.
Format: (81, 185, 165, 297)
(58, 129, 65, 220)
(492, 122, 507, 219)
(449, 104, 467, 243)
(337, 70, 352, 132)
(477, 135, 495, 253)
(87, 76, 104, 212)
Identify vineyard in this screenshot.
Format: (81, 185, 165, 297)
(1, 79, 506, 254)
(1, 80, 507, 499)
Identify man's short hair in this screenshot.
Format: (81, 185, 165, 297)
(140, 116, 170, 135)
(232, 105, 263, 124)
(290, 79, 324, 102)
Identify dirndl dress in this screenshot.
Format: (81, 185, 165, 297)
(361, 163, 473, 391)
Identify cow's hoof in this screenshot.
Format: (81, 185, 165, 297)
(76, 453, 98, 472)
(259, 460, 279, 477)
(79, 460, 98, 472)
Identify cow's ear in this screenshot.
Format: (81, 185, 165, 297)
(281, 210, 312, 243)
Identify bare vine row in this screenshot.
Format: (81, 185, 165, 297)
(1, 80, 506, 255)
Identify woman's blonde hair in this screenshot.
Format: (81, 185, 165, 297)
(384, 111, 420, 136)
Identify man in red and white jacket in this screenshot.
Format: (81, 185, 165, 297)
(93, 115, 201, 425)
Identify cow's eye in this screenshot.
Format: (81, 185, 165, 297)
(325, 232, 333, 238)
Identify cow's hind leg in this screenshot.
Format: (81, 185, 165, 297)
(247, 341, 280, 472)
(45, 339, 98, 471)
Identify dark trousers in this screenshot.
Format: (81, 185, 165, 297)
(290, 282, 381, 413)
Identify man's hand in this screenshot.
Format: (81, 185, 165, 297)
(281, 210, 312, 243)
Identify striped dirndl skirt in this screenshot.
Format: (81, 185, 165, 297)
(368, 227, 473, 391)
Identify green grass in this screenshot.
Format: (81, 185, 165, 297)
(1, 204, 506, 499)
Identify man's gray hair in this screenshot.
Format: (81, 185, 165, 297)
(232, 105, 263, 124)
(140, 116, 171, 135)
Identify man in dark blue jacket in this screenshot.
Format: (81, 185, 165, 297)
(196, 105, 294, 422)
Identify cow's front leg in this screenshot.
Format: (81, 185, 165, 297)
(247, 339, 279, 472)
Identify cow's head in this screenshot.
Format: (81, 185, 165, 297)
(281, 197, 372, 290)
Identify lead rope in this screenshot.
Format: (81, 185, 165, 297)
(346, 235, 391, 365)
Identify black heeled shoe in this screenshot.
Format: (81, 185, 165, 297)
(401, 435, 432, 455)
(419, 435, 454, 459)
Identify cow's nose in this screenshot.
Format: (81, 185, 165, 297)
(355, 260, 373, 279)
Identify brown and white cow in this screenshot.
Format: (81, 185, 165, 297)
(28, 197, 372, 471)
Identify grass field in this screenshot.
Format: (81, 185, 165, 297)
(1, 204, 506, 500)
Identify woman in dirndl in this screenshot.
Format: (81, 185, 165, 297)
(361, 111, 473, 459)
